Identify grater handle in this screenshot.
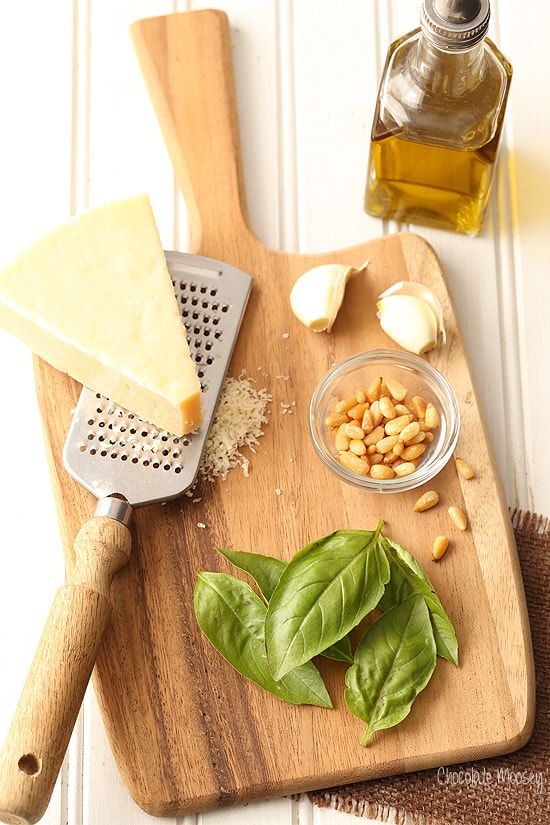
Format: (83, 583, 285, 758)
(0, 514, 132, 825)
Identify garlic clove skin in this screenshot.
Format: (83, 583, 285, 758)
(290, 261, 368, 332)
(378, 281, 446, 345)
(377, 293, 440, 355)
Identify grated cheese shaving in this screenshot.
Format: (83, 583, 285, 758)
(199, 374, 272, 482)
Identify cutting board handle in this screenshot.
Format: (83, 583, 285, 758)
(131, 10, 253, 257)
(0, 516, 131, 825)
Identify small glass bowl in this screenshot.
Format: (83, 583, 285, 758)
(309, 349, 460, 493)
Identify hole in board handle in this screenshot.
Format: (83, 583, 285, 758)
(17, 753, 41, 776)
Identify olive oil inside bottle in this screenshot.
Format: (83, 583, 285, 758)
(365, 129, 499, 236)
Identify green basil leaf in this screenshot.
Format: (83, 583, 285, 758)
(379, 536, 458, 666)
(194, 572, 332, 707)
(218, 548, 354, 664)
(320, 635, 354, 663)
(344, 594, 437, 746)
(217, 547, 287, 602)
(265, 525, 390, 680)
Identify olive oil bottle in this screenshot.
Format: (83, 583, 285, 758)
(364, 0, 512, 236)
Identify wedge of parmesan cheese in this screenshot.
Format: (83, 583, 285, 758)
(0, 195, 202, 436)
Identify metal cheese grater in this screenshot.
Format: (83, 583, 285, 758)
(63, 251, 252, 509)
(0, 251, 252, 825)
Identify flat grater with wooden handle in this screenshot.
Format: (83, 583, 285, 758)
(0, 250, 252, 825)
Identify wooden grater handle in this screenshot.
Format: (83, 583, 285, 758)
(130, 9, 253, 258)
(0, 515, 131, 825)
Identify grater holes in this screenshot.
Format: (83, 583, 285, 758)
(176, 280, 218, 298)
(77, 406, 194, 474)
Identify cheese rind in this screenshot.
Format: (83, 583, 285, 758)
(0, 195, 202, 435)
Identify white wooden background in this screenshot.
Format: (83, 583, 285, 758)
(0, 1, 547, 824)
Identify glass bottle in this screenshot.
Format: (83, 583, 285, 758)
(364, 0, 512, 236)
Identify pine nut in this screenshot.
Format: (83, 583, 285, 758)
(399, 420, 421, 443)
(395, 403, 412, 416)
(370, 399, 383, 426)
(410, 395, 427, 418)
(448, 506, 468, 530)
(325, 412, 349, 428)
(349, 438, 367, 456)
(383, 449, 401, 465)
(414, 490, 440, 512)
(394, 461, 417, 477)
(405, 430, 426, 446)
(355, 388, 367, 404)
(365, 425, 385, 446)
(335, 395, 358, 413)
(385, 376, 408, 401)
(385, 414, 412, 436)
(339, 450, 370, 475)
(424, 402, 440, 429)
(335, 423, 350, 452)
(367, 377, 382, 402)
(369, 452, 384, 465)
(392, 440, 405, 457)
(344, 422, 365, 440)
(361, 408, 375, 433)
(349, 402, 369, 421)
(455, 458, 475, 479)
(402, 443, 427, 461)
(376, 434, 399, 454)
(369, 463, 395, 480)
(432, 535, 450, 561)
(379, 395, 396, 420)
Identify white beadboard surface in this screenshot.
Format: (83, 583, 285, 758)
(0, 1, 548, 824)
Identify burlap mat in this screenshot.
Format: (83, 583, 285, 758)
(308, 509, 549, 825)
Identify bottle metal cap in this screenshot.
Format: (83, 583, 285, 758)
(421, 0, 490, 49)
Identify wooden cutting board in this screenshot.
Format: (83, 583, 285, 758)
(33, 9, 535, 817)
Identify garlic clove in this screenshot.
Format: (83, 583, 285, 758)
(290, 261, 369, 332)
(377, 293, 440, 354)
(378, 281, 446, 345)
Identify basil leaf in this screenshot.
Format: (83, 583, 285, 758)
(379, 536, 458, 666)
(344, 594, 437, 746)
(266, 526, 390, 680)
(218, 548, 354, 663)
(194, 572, 332, 707)
(218, 547, 287, 602)
(320, 635, 354, 664)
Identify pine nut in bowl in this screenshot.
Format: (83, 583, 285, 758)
(309, 349, 460, 493)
